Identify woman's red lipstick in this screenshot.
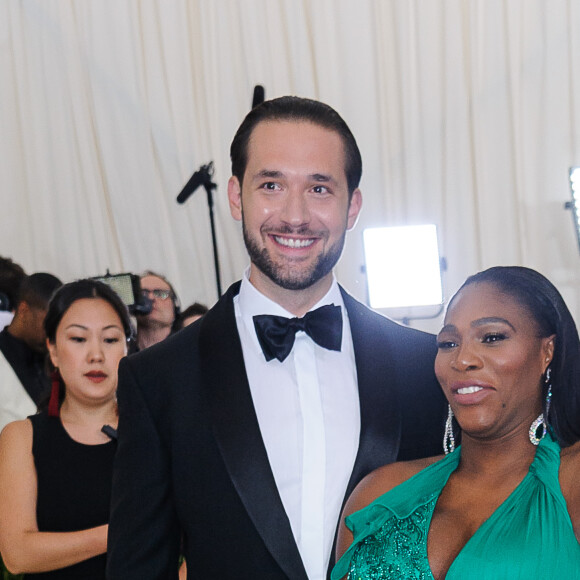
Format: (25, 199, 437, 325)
(85, 371, 107, 383)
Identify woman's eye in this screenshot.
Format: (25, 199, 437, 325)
(70, 336, 85, 343)
(104, 337, 120, 344)
(436, 340, 457, 350)
(482, 333, 507, 344)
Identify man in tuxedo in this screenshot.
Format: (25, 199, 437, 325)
(107, 96, 446, 580)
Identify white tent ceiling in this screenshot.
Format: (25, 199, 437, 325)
(2, 0, 579, 330)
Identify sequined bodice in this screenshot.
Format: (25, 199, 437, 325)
(346, 497, 436, 580)
(332, 436, 580, 580)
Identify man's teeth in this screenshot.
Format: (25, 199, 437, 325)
(457, 386, 484, 395)
(275, 236, 314, 248)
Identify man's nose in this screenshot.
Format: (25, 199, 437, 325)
(279, 190, 310, 227)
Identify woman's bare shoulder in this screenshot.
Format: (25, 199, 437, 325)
(560, 441, 580, 493)
(0, 418, 32, 441)
(0, 417, 34, 466)
(343, 455, 443, 519)
(559, 440, 580, 540)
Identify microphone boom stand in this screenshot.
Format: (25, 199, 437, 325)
(203, 178, 222, 298)
(176, 161, 222, 299)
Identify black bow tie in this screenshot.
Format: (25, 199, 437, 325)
(253, 304, 343, 363)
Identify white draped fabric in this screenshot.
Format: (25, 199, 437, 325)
(2, 0, 579, 329)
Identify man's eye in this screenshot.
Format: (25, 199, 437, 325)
(436, 340, 457, 350)
(312, 185, 329, 194)
(261, 182, 279, 191)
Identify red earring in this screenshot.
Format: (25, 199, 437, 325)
(48, 370, 61, 417)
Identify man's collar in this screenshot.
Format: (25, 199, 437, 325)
(237, 267, 344, 319)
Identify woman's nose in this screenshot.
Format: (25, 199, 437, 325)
(87, 339, 104, 362)
(451, 342, 482, 371)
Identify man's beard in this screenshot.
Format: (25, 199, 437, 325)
(242, 222, 346, 291)
(136, 314, 173, 331)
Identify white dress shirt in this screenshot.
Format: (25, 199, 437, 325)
(234, 271, 360, 580)
(0, 350, 36, 432)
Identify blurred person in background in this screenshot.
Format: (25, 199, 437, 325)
(136, 271, 180, 350)
(0, 273, 62, 430)
(174, 302, 208, 330)
(0, 257, 27, 332)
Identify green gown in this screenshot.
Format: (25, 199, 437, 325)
(332, 435, 580, 579)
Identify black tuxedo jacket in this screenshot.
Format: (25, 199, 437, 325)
(107, 282, 446, 579)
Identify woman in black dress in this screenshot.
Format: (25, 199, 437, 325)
(0, 280, 132, 578)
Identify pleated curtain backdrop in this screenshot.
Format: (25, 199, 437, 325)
(1, 0, 579, 330)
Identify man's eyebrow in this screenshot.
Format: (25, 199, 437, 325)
(309, 173, 334, 183)
(252, 169, 284, 180)
(250, 170, 337, 183)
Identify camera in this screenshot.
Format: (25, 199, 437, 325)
(92, 271, 152, 315)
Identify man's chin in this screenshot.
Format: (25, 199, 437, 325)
(256, 261, 334, 291)
(138, 317, 173, 330)
(268, 273, 323, 291)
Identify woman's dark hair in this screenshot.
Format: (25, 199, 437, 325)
(230, 96, 362, 196)
(45, 279, 134, 344)
(452, 266, 580, 447)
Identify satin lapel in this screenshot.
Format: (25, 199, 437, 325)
(340, 287, 402, 499)
(200, 283, 308, 580)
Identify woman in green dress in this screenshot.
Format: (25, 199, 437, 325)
(333, 266, 580, 579)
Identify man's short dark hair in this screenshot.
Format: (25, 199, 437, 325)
(0, 256, 26, 310)
(230, 96, 362, 195)
(175, 302, 209, 330)
(18, 273, 63, 310)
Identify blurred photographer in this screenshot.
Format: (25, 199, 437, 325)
(136, 271, 180, 350)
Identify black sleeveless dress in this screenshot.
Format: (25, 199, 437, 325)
(26, 412, 116, 579)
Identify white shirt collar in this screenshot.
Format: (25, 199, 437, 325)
(237, 267, 345, 320)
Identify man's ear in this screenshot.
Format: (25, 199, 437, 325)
(228, 176, 242, 221)
(347, 188, 363, 231)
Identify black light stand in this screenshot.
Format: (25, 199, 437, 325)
(176, 161, 222, 299)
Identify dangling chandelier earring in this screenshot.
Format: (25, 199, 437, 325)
(545, 368, 553, 420)
(443, 404, 455, 454)
(529, 367, 551, 446)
